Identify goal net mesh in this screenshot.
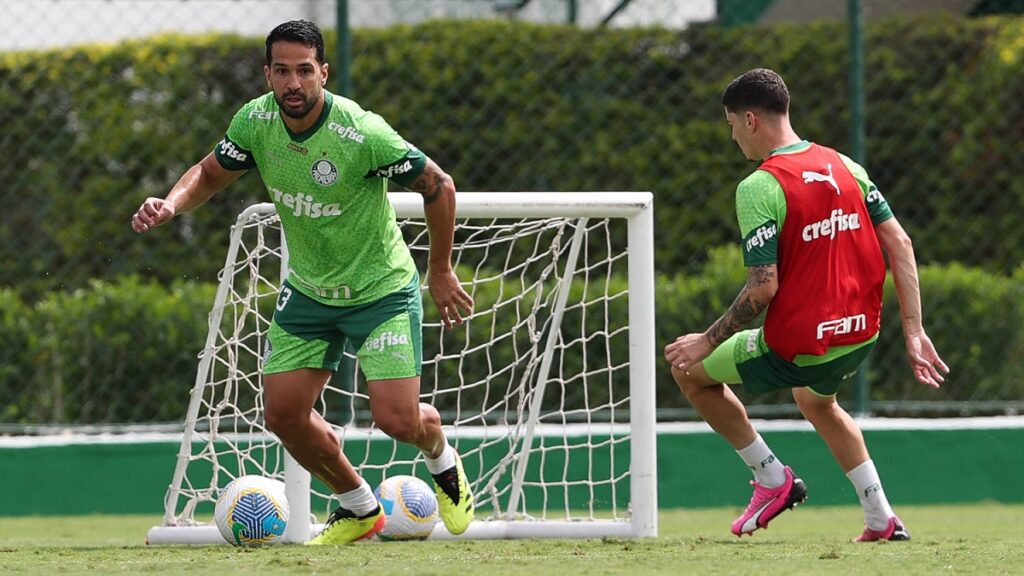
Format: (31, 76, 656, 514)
(163, 198, 643, 534)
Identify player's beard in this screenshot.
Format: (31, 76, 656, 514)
(276, 88, 318, 119)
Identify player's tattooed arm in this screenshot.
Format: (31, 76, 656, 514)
(705, 264, 778, 347)
(407, 156, 472, 327)
(407, 158, 454, 205)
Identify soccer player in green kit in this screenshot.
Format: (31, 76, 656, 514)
(664, 69, 949, 542)
(131, 20, 474, 545)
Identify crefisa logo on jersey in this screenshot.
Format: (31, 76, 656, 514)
(311, 159, 338, 186)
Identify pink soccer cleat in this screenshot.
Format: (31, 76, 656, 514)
(731, 466, 807, 537)
(854, 516, 911, 542)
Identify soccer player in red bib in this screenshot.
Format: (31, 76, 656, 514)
(664, 68, 949, 542)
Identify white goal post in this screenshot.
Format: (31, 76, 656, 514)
(147, 192, 657, 544)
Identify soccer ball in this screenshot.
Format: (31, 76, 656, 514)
(373, 475, 439, 541)
(214, 475, 289, 547)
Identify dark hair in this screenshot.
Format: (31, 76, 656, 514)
(721, 68, 790, 115)
(265, 20, 326, 65)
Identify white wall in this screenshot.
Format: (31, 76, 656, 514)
(0, 0, 321, 51)
(0, 0, 716, 52)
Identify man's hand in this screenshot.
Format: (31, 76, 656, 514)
(904, 331, 949, 388)
(132, 197, 176, 233)
(664, 333, 714, 374)
(427, 269, 474, 329)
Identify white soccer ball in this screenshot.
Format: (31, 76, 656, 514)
(214, 475, 290, 547)
(374, 475, 439, 541)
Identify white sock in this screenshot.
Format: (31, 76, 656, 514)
(424, 443, 457, 475)
(846, 459, 895, 530)
(736, 434, 787, 488)
(338, 479, 378, 517)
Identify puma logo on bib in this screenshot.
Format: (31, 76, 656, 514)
(802, 163, 840, 195)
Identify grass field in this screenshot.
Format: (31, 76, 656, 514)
(2, 504, 1022, 575)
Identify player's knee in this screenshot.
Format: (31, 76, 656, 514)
(418, 402, 440, 429)
(794, 393, 838, 423)
(377, 415, 422, 445)
(670, 366, 700, 398)
(264, 404, 305, 439)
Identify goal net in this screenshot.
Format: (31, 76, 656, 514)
(146, 192, 656, 544)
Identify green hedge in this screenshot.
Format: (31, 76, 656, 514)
(0, 277, 215, 424)
(3, 255, 1021, 425)
(873, 263, 1024, 405)
(0, 290, 33, 420)
(2, 15, 1023, 424)
(1, 14, 1023, 300)
(363, 16, 1024, 275)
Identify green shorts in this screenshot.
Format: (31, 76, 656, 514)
(262, 275, 422, 380)
(702, 328, 875, 396)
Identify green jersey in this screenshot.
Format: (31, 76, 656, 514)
(214, 91, 427, 306)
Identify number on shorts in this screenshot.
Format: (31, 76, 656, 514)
(276, 286, 293, 311)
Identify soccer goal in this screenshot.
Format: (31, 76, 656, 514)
(146, 192, 657, 544)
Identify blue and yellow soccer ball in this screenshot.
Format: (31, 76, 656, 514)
(374, 475, 439, 541)
(214, 475, 289, 547)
